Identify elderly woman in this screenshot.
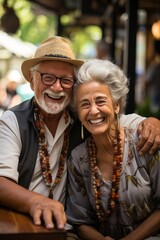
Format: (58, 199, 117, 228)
(66, 59, 160, 240)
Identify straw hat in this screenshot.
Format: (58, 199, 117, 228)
(21, 36, 84, 81)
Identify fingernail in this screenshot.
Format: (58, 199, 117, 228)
(58, 224, 64, 229)
(47, 223, 54, 229)
(34, 220, 41, 225)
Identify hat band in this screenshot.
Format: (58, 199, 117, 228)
(43, 54, 71, 59)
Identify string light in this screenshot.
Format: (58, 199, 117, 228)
(152, 20, 160, 40)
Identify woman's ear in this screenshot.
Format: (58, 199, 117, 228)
(114, 102, 120, 115)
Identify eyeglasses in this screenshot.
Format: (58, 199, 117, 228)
(34, 70, 75, 89)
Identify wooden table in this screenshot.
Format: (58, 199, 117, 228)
(0, 207, 66, 240)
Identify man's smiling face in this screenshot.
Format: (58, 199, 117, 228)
(30, 60, 74, 115)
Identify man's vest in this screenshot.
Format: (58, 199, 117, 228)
(10, 98, 39, 189)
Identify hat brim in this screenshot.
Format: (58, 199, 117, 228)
(21, 57, 84, 81)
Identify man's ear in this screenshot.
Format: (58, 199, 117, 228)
(29, 71, 34, 90)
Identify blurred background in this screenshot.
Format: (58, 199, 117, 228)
(0, 0, 160, 117)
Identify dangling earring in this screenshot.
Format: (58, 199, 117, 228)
(116, 113, 120, 132)
(81, 123, 84, 140)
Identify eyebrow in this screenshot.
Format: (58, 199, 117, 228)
(79, 96, 108, 103)
(78, 99, 89, 104)
(96, 96, 108, 100)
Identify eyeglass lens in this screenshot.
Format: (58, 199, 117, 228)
(35, 70, 74, 88)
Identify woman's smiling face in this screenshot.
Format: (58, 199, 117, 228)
(75, 80, 120, 136)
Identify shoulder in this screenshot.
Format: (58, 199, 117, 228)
(124, 127, 138, 143)
(124, 127, 152, 165)
(120, 113, 146, 128)
(0, 110, 18, 127)
(10, 98, 33, 115)
(9, 98, 35, 126)
(0, 110, 21, 141)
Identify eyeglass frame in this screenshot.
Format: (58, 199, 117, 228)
(33, 69, 75, 89)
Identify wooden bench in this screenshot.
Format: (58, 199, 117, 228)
(0, 207, 66, 240)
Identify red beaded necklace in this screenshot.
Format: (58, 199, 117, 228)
(34, 99, 69, 199)
(87, 129, 123, 222)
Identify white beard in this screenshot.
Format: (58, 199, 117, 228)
(35, 90, 70, 114)
(40, 98, 70, 114)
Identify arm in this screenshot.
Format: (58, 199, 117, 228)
(0, 176, 66, 229)
(137, 117, 160, 155)
(0, 112, 66, 229)
(122, 209, 160, 240)
(77, 224, 106, 240)
(120, 114, 160, 155)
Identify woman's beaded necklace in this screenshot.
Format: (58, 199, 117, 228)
(34, 99, 69, 199)
(87, 129, 123, 222)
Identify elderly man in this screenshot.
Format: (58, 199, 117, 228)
(0, 36, 159, 240)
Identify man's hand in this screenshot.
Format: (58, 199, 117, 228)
(137, 117, 160, 155)
(0, 177, 67, 230)
(29, 195, 66, 229)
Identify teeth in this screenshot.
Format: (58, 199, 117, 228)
(47, 93, 62, 99)
(89, 118, 104, 124)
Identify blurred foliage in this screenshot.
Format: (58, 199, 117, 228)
(0, 0, 57, 44)
(136, 98, 160, 119)
(69, 26, 102, 59)
(0, 0, 102, 57)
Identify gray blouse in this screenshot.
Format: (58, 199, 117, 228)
(67, 127, 160, 239)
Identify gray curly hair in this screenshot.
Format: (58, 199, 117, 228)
(73, 59, 129, 113)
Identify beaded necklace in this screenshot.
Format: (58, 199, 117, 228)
(34, 99, 69, 199)
(87, 129, 123, 222)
